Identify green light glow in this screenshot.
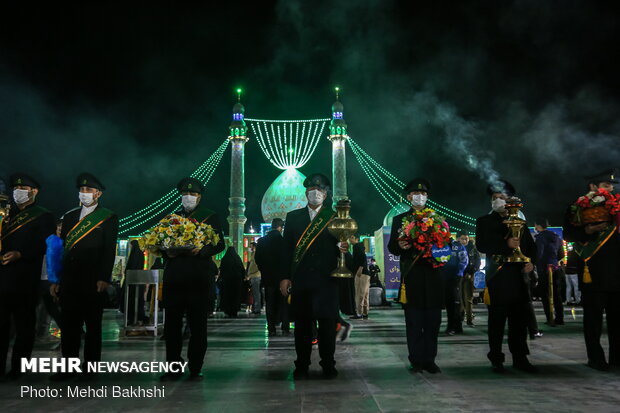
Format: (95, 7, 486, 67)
(348, 137, 475, 231)
(248, 119, 327, 169)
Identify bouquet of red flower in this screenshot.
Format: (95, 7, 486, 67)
(570, 188, 620, 225)
(398, 208, 452, 268)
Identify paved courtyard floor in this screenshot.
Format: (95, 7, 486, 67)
(1, 303, 619, 412)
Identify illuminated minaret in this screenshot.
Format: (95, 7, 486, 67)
(327, 87, 349, 205)
(227, 89, 248, 255)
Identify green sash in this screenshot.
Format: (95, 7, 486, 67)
(188, 206, 215, 223)
(573, 224, 617, 261)
(65, 208, 114, 252)
(0, 205, 49, 240)
(291, 207, 336, 275)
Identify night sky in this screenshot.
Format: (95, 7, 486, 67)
(1, 1, 620, 235)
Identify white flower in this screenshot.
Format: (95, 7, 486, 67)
(592, 196, 605, 203)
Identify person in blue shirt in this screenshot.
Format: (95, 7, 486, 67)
(441, 238, 468, 335)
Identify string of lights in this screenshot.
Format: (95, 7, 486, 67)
(119, 139, 229, 235)
(247, 119, 327, 169)
(348, 138, 474, 232)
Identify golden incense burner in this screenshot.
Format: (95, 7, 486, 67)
(328, 199, 358, 278)
(503, 196, 531, 263)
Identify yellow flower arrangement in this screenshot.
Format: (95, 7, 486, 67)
(138, 214, 220, 252)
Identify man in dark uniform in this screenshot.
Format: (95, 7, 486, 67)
(160, 177, 225, 381)
(279, 173, 348, 379)
(388, 178, 445, 374)
(475, 180, 537, 373)
(50, 173, 118, 380)
(563, 169, 620, 371)
(255, 217, 290, 337)
(0, 174, 55, 379)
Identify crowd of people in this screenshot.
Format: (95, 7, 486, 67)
(0, 167, 618, 383)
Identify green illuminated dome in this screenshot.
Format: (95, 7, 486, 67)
(261, 169, 308, 222)
(383, 202, 410, 227)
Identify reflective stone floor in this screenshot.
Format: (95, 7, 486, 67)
(1, 303, 619, 412)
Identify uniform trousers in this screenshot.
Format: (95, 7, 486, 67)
(164, 296, 209, 374)
(0, 292, 37, 374)
(292, 293, 337, 370)
(404, 307, 441, 365)
(581, 291, 620, 365)
(487, 302, 530, 364)
(60, 292, 104, 363)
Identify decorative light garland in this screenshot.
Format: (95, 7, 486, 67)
(247, 119, 327, 169)
(348, 138, 474, 232)
(119, 139, 229, 235)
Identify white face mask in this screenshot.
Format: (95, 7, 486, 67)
(13, 189, 31, 205)
(411, 194, 427, 207)
(182, 195, 198, 210)
(79, 192, 95, 207)
(491, 198, 506, 213)
(307, 189, 326, 205)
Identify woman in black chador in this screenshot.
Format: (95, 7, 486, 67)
(219, 247, 245, 317)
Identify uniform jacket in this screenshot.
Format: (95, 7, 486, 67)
(563, 206, 620, 292)
(0, 202, 55, 294)
(162, 206, 225, 301)
(388, 208, 444, 310)
(282, 205, 340, 318)
(60, 205, 119, 295)
(475, 211, 537, 305)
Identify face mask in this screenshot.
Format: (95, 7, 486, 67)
(307, 189, 326, 205)
(411, 194, 427, 207)
(13, 189, 30, 205)
(79, 192, 95, 206)
(182, 195, 198, 210)
(491, 198, 506, 212)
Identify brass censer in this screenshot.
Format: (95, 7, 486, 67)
(328, 199, 358, 278)
(503, 196, 531, 263)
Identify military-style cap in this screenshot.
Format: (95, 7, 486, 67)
(177, 177, 203, 194)
(303, 173, 331, 190)
(585, 168, 619, 185)
(486, 179, 515, 197)
(403, 178, 431, 195)
(76, 172, 105, 191)
(10, 173, 41, 189)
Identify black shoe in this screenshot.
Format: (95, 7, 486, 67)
(50, 372, 77, 382)
(491, 363, 506, 373)
(555, 320, 565, 326)
(322, 367, 338, 379)
(446, 330, 456, 336)
(362, 315, 369, 320)
(189, 372, 204, 381)
(409, 362, 423, 373)
(292, 368, 309, 380)
(466, 321, 475, 326)
(587, 360, 610, 372)
(160, 372, 184, 382)
(349, 315, 363, 320)
(423, 363, 441, 374)
(513, 358, 538, 373)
